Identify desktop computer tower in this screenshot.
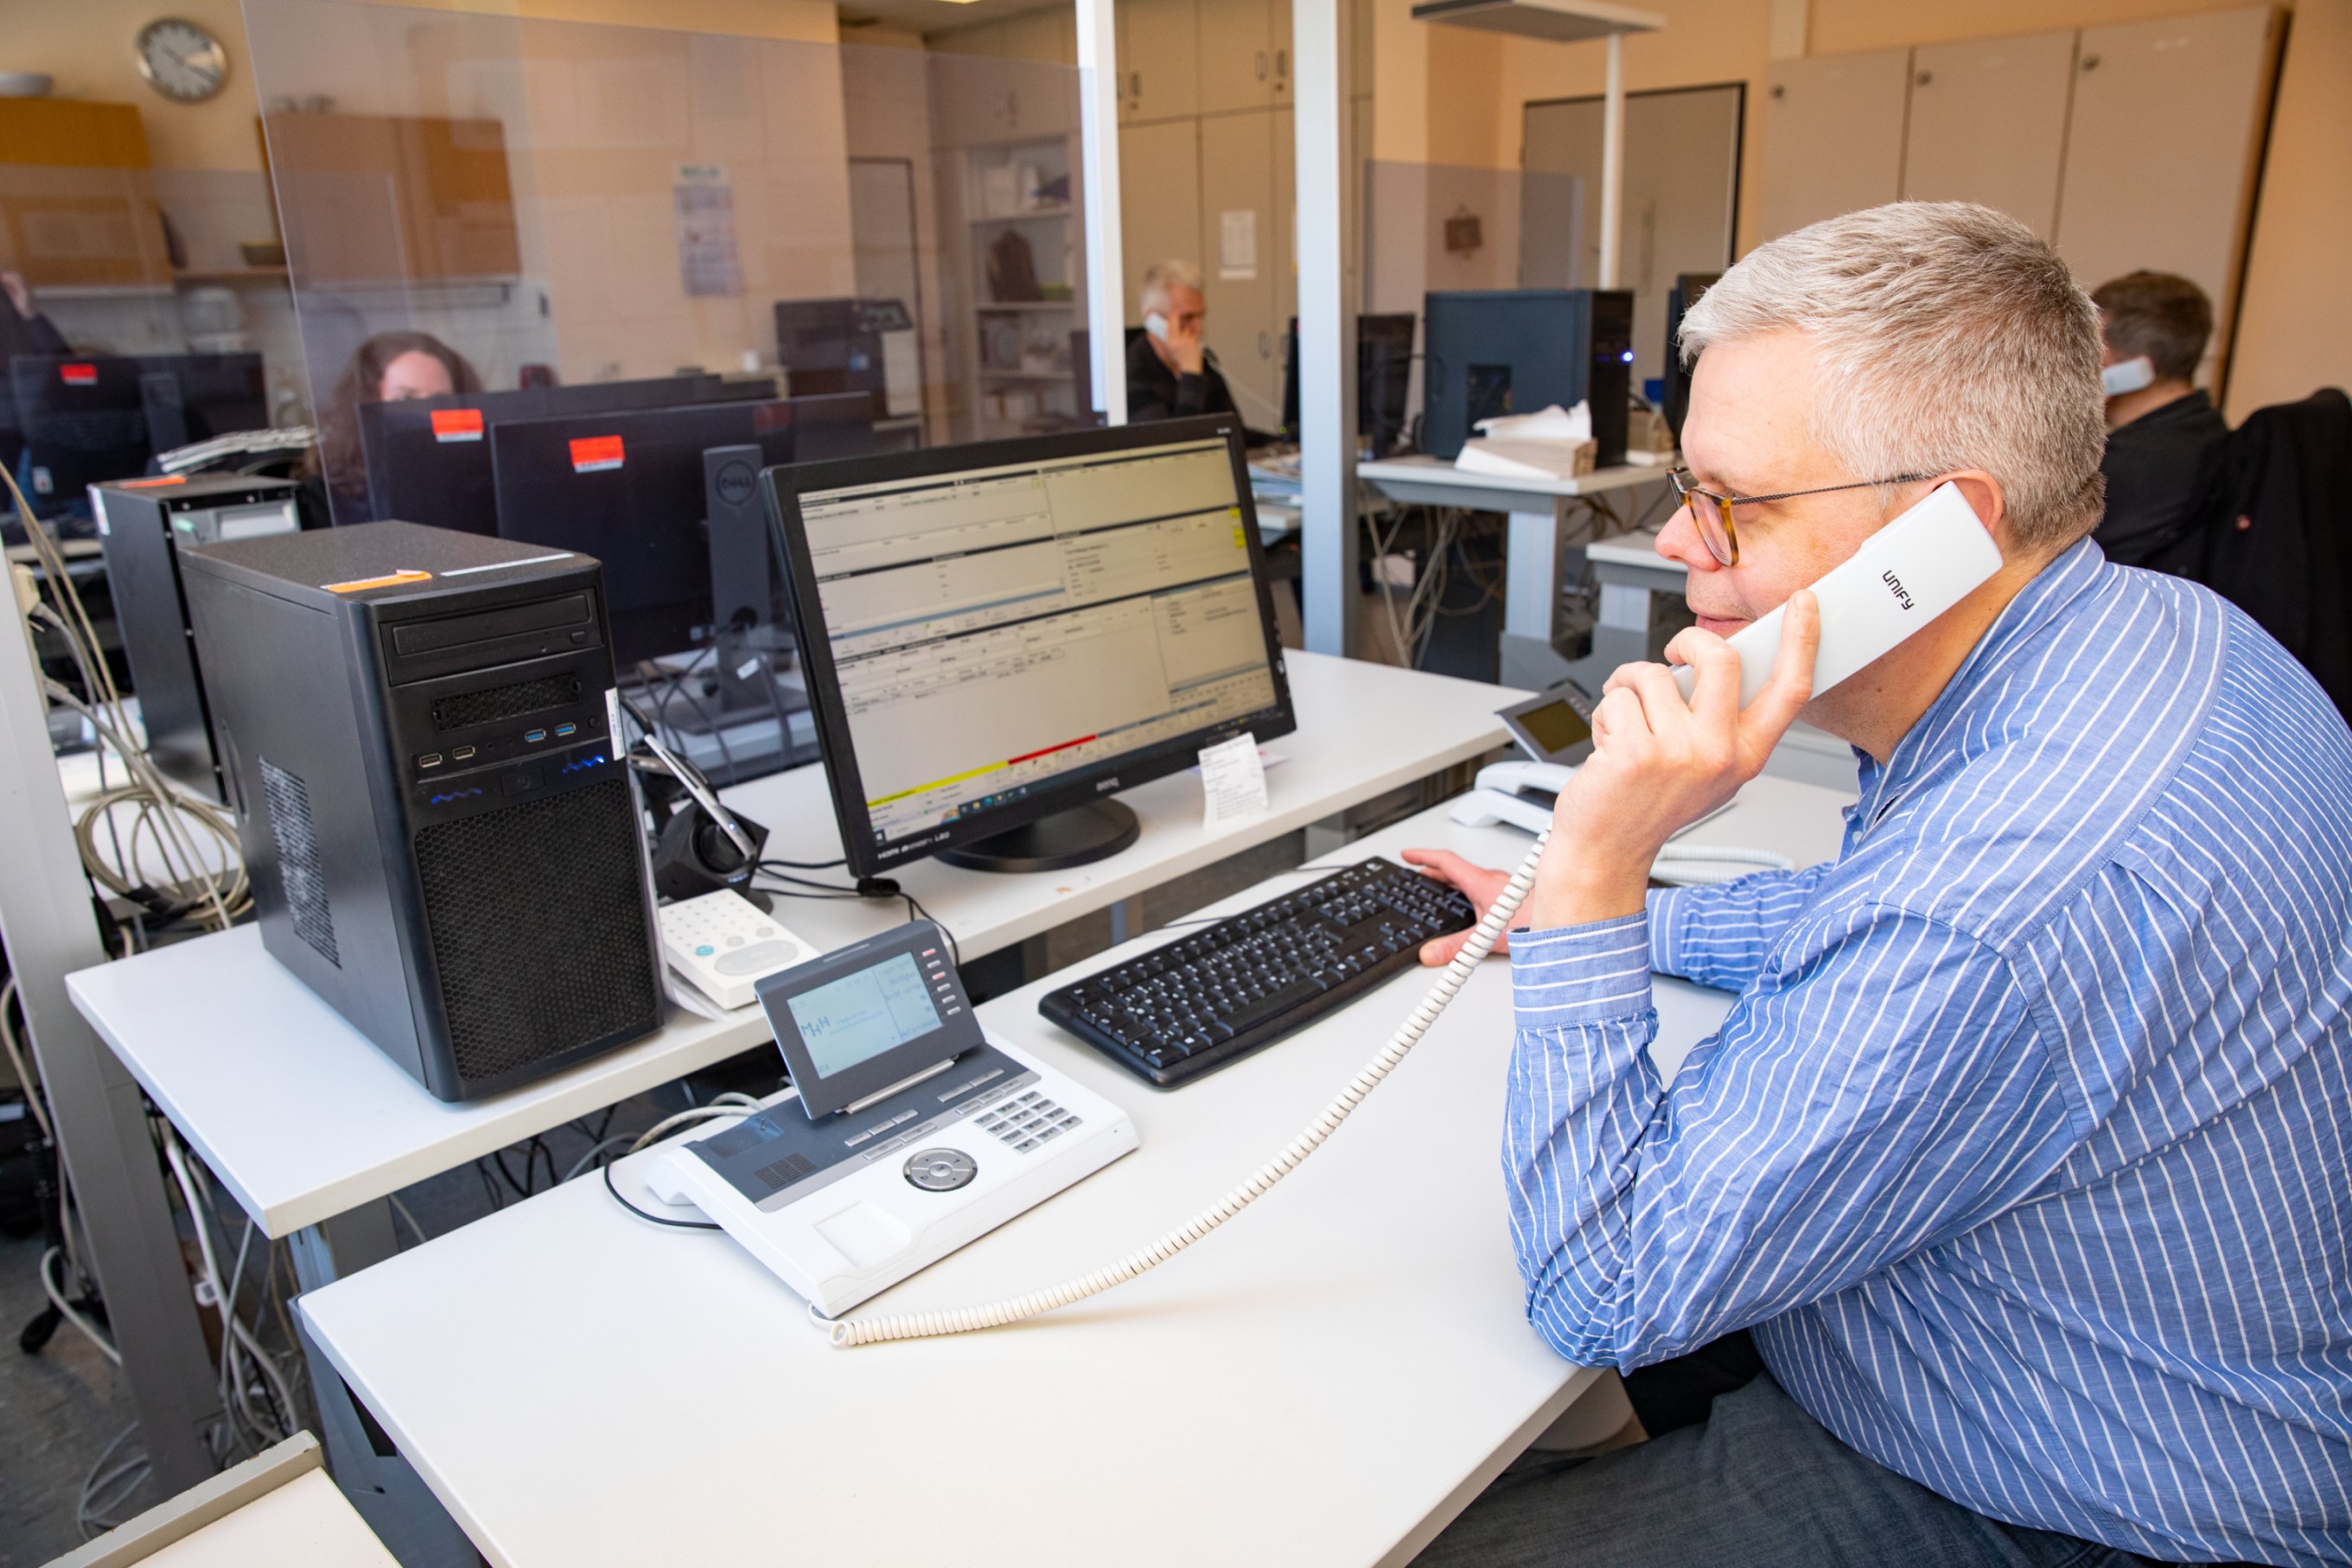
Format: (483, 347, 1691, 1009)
(92, 474, 300, 800)
(1584, 289, 1635, 468)
(179, 521, 664, 1102)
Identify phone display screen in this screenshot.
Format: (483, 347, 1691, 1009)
(1514, 699, 1590, 755)
(785, 953, 944, 1080)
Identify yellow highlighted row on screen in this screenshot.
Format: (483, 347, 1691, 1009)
(867, 758, 1007, 809)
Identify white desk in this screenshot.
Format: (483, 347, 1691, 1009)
(1356, 457, 1673, 691)
(68, 651, 1528, 1565)
(66, 650, 1520, 1244)
(295, 778, 1854, 1568)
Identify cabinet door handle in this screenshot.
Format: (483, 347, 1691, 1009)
(1130, 70, 1142, 100)
(1259, 331, 1271, 358)
(1257, 50, 1267, 80)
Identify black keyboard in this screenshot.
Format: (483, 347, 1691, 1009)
(1038, 857, 1477, 1088)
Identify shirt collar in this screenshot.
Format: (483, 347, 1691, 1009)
(1847, 536, 2109, 838)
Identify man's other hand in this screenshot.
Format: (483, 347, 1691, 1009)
(1400, 848, 1516, 966)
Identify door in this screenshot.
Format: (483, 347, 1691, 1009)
(2056, 6, 2283, 385)
(1200, 108, 1280, 426)
(1198, 0, 1274, 114)
(1119, 0, 1200, 123)
(1119, 117, 1202, 326)
(1756, 48, 1910, 243)
(1903, 30, 2075, 237)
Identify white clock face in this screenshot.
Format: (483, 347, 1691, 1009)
(137, 18, 228, 104)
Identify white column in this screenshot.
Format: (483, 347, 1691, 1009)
(1076, 0, 1127, 424)
(1293, 0, 1357, 657)
(1598, 32, 1624, 290)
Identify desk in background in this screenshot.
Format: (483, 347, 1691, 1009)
(295, 777, 1853, 1568)
(1355, 456, 1673, 692)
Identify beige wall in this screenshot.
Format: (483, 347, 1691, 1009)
(2227, 0, 2351, 418)
(0, 0, 265, 170)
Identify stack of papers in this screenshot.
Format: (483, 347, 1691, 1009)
(1456, 401, 1596, 480)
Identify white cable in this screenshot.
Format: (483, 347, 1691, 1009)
(41, 1246, 121, 1365)
(0, 978, 53, 1144)
(820, 829, 1552, 1348)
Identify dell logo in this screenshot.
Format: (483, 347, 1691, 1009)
(1882, 570, 1915, 611)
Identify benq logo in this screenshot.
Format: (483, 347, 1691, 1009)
(1882, 570, 1915, 611)
(1097, 777, 1119, 793)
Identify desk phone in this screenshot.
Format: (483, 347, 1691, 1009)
(642, 921, 1137, 1315)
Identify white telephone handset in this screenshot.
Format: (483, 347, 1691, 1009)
(813, 483, 2003, 1348)
(1670, 481, 2004, 708)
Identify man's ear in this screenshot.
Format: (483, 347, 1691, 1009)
(1944, 471, 2014, 554)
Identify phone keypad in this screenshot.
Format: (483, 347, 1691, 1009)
(974, 1091, 1081, 1153)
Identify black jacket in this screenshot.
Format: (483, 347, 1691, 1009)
(1125, 331, 1238, 424)
(2095, 390, 2229, 574)
(2197, 388, 2352, 725)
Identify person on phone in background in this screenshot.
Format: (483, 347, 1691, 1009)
(1407, 204, 2349, 1566)
(2089, 271, 2230, 576)
(1126, 259, 1241, 424)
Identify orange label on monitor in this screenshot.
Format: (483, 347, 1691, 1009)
(324, 570, 433, 594)
(430, 408, 484, 443)
(61, 363, 97, 386)
(569, 435, 625, 474)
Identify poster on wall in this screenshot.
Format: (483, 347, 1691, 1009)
(674, 164, 743, 297)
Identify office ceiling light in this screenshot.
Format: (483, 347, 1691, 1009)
(1410, 0, 1661, 43)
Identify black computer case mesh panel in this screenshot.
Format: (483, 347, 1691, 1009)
(259, 756, 339, 966)
(411, 777, 660, 1086)
(430, 673, 583, 732)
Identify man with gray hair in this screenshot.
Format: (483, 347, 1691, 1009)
(1126, 258, 1244, 425)
(1409, 203, 2350, 1565)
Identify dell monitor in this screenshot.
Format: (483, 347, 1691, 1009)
(768, 414, 1297, 876)
(1279, 314, 1417, 456)
(1419, 289, 1634, 463)
(354, 373, 776, 532)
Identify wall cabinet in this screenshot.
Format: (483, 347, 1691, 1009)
(264, 113, 519, 288)
(1200, 109, 1281, 424)
(1756, 7, 2283, 386)
(1118, 0, 1201, 123)
(0, 99, 170, 290)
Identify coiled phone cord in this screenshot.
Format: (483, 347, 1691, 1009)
(819, 829, 1552, 1348)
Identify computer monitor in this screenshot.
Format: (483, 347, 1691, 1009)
(774, 298, 915, 421)
(1663, 272, 1720, 440)
(488, 392, 874, 671)
(768, 414, 1297, 876)
(354, 373, 774, 532)
(9, 353, 267, 521)
(1418, 290, 1633, 462)
(1280, 314, 1417, 456)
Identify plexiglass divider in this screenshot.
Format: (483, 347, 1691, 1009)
(244, 0, 1101, 786)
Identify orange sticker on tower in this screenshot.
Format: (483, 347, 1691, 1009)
(61, 363, 97, 386)
(430, 408, 484, 443)
(569, 435, 625, 474)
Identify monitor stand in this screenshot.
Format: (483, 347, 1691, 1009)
(935, 800, 1139, 874)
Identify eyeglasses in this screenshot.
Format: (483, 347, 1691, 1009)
(1667, 468, 1935, 566)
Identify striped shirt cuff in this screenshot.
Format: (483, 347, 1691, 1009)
(1512, 911, 1654, 1026)
(1644, 885, 1694, 974)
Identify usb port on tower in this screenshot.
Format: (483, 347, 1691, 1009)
(554, 722, 577, 738)
(524, 729, 547, 743)
(451, 746, 477, 762)
(418, 753, 443, 769)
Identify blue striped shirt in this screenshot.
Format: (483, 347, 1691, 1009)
(1505, 539, 2352, 1565)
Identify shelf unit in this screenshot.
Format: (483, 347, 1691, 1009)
(956, 135, 1087, 440)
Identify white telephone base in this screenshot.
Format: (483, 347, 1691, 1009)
(1451, 760, 1731, 839)
(640, 1036, 1138, 1317)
